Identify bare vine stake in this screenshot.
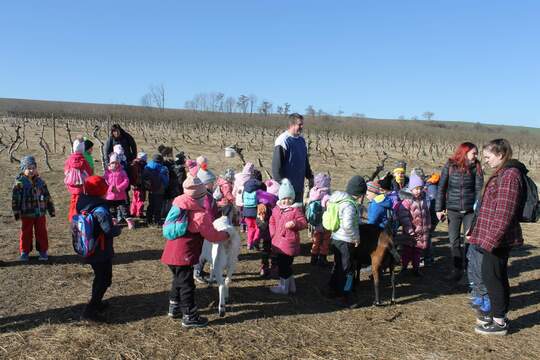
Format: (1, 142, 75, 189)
(8, 124, 22, 163)
(52, 115, 57, 153)
(92, 124, 106, 173)
(39, 123, 53, 171)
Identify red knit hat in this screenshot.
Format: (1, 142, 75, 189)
(84, 176, 108, 197)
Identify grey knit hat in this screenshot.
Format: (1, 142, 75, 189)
(20, 156, 37, 171)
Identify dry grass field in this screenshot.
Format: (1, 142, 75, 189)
(1, 105, 539, 359)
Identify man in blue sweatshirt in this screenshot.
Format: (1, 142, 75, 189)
(271, 113, 314, 203)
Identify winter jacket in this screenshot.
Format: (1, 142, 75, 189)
(216, 177, 235, 208)
(83, 151, 95, 172)
(128, 158, 146, 189)
(103, 126, 137, 164)
(398, 191, 431, 249)
(172, 163, 187, 195)
(163, 159, 181, 199)
(435, 161, 483, 213)
(12, 175, 55, 218)
(367, 194, 393, 229)
(76, 195, 121, 263)
(270, 202, 308, 256)
(243, 178, 266, 218)
(64, 153, 93, 195)
(104, 168, 130, 201)
(328, 191, 360, 243)
(233, 172, 251, 207)
(271, 131, 313, 200)
(142, 161, 169, 194)
(468, 160, 525, 253)
(160, 194, 228, 266)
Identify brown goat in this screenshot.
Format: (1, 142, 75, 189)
(353, 224, 401, 306)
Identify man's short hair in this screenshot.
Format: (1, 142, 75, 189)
(288, 113, 304, 126)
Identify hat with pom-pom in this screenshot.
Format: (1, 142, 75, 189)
(278, 178, 295, 200)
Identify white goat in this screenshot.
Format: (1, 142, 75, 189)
(200, 216, 241, 317)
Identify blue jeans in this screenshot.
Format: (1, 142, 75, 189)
(467, 244, 488, 298)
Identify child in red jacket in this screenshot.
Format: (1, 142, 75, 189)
(160, 176, 229, 328)
(269, 179, 308, 295)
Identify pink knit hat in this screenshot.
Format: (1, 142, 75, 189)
(183, 176, 207, 199)
(265, 179, 280, 196)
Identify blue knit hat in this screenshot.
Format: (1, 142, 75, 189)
(278, 178, 295, 200)
(20, 156, 37, 171)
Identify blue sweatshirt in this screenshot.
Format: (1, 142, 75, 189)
(367, 194, 393, 229)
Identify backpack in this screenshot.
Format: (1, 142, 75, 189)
(71, 207, 108, 257)
(306, 200, 324, 226)
(322, 198, 358, 232)
(520, 175, 539, 223)
(64, 168, 88, 187)
(243, 191, 258, 209)
(163, 205, 189, 240)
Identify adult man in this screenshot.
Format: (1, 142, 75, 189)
(103, 124, 137, 165)
(272, 113, 313, 203)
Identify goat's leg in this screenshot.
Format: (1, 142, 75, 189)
(390, 264, 396, 304)
(217, 274, 226, 317)
(372, 264, 382, 306)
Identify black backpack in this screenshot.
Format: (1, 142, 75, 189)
(520, 174, 539, 223)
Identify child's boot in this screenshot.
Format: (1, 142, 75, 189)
(38, 251, 49, 261)
(270, 278, 290, 295)
(181, 312, 208, 328)
(126, 218, 135, 230)
(19, 252, 29, 262)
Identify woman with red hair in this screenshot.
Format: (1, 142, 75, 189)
(435, 142, 483, 281)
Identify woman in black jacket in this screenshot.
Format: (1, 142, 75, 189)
(435, 142, 483, 281)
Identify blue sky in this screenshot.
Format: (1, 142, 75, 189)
(1, 0, 538, 127)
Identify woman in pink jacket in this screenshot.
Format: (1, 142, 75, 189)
(104, 153, 131, 228)
(269, 179, 308, 295)
(64, 138, 93, 222)
(398, 173, 431, 276)
(161, 176, 229, 328)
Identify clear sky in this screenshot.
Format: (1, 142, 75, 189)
(1, 0, 538, 127)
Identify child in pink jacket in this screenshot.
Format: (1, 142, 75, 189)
(64, 138, 93, 222)
(398, 173, 431, 276)
(269, 179, 308, 295)
(104, 153, 132, 227)
(233, 162, 254, 231)
(308, 173, 332, 267)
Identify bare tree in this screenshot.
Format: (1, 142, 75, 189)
(142, 84, 166, 111)
(305, 105, 316, 117)
(141, 93, 152, 108)
(422, 111, 434, 120)
(249, 94, 258, 115)
(283, 103, 291, 115)
(237, 95, 249, 113)
(276, 106, 284, 115)
(224, 96, 236, 113)
(259, 101, 272, 116)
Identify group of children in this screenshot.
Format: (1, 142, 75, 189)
(11, 141, 445, 326)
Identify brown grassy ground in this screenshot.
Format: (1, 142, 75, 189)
(1, 123, 539, 360)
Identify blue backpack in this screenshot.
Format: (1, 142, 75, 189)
(243, 191, 258, 209)
(306, 200, 324, 226)
(71, 207, 108, 257)
(163, 205, 189, 240)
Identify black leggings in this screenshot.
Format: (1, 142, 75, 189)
(277, 253, 294, 278)
(447, 210, 474, 268)
(90, 260, 113, 306)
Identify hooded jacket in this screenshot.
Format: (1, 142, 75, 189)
(242, 178, 266, 218)
(435, 160, 483, 213)
(12, 175, 55, 218)
(160, 194, 229, 266)
(398, 190, 431, 249)
(367, 194, 393, 229)
(76, 195, 121, 263)
(270, 202, 308, 256)
(328, 191, 360, 243)
(104, 167, 130, 201)
(468, 160, 525, 252)
(64, 153, 93, 195)
(104, 125, 137, 164)
(142, 160, 169, 194)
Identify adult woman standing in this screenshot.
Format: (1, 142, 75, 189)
(468, 139, 525, 335)
(435, 142, 483, 281)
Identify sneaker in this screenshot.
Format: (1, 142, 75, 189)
(38, 251, 49, 261)
(168, 300, 182, 318)
(181, 313, 208, 328)
(476, 312, 493, 326)
(475, 320, 508, 336)
(19, 252, 29, 262)
(193, 271, 208, 285)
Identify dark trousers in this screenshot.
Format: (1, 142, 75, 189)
(447, 210, 474, 269)
(277, 253, 294, 278)
(482, 247, 510, 319)
(147, 193, 164, 224)
(169, 265, 197, 316)
(329, 240, 355, 297)
(90, 260, 113, 306)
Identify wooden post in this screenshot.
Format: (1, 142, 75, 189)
(52, 115, 57, 153)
